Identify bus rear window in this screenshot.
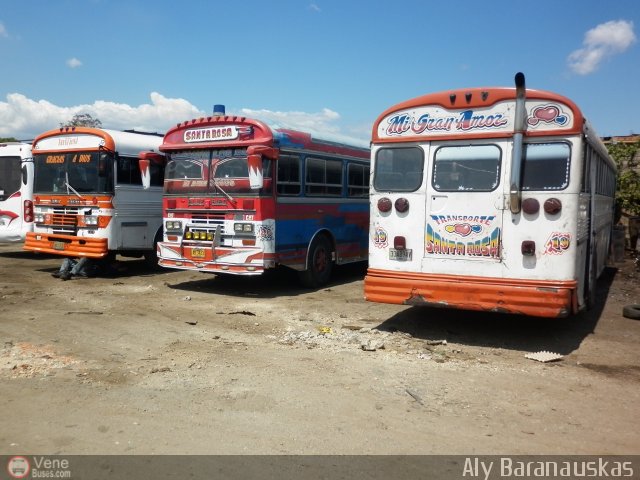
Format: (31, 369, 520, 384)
(0, 156, 21, 200)
(522, 143, 570, 191)
(374, 147, 423, 192)
(433, 145, 501, 192)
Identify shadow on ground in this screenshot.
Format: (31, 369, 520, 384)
(167, 262, 368, 299)
(375, 267, 617, 355)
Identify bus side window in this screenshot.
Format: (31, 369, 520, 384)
(305, 157, 343, 196)
(277, 154, 301, 195)
(149, 161, 165, 187)
(117, 155, 142, 185)
(348, 163, 369, 197)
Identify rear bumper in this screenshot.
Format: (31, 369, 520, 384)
(24, 232, 108, 258)
(364, 268, 577, 318)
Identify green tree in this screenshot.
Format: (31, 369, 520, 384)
(61, 113, 102, 128)
(608, 140, 640, 216)
(0, 137, 18, 142)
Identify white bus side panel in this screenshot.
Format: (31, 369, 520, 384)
(112, 185, 162, 250)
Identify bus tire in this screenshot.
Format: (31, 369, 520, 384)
(622, 304, 640, 320)
(584, 249, 597, 311)
(299, 235, 333, 288)
(144, 230, 163, 269)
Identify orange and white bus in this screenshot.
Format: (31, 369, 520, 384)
(365, 73, 616, 318)
(24, 127, 165, 263)
(0, 141, 34, 243)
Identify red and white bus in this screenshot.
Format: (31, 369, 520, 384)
(0, 142, 34, 243)
(147, 107, 370, 287)
(24, 127, 165, 263)
(365, 73, 616, 318)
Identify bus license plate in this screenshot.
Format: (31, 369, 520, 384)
(191, 248, 205, 258)
(53, 241, 65, 251)
(389, 248, 412, 261)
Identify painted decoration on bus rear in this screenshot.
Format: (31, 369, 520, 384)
(377, 101, 574, 139)
(425, 214, 501, 258)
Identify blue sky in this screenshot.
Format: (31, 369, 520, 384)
(0, 0, 638, 144)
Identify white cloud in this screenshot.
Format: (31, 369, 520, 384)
(240, 107, 368, 147)
(66, 57, 83, 68)
(0, 93, 369, 146)
(0, 92, 205, 139)
(568, 20, 636, 75)
(0, 22, 8, 38)
(309, 3, 321, 12)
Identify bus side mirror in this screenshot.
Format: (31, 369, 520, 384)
(247, 154, 263, 189)
(98, 155, 108, 178)
(139, 152, 165, 189)
(247, 146, 278, 190)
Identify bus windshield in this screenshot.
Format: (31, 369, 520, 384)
(0, 156, 21, 201)
(164, 148, 272, 196)
(33, 151, 113, 194)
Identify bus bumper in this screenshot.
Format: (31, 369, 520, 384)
(364, 269, 577, 318)
(157, 241, 270, 275)
(24, 232, 108, 258)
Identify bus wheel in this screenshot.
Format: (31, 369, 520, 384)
(144, 230, 162, 269)
(299, 235, 333, 288)
(622, 304, 640, 320)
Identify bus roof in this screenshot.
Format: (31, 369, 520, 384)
(372, 86, 587, 143)
(160, 115, 369, 159)
(0, 142, 32, 157)
(32, 127, 163, 156)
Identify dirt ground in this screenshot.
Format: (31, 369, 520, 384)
(0, 243, 639, 455)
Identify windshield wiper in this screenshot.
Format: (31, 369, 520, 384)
(64, 171, 84, 199)
(212, 180, 237, 206)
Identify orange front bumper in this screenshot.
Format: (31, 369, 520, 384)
(24, 232, 108, 258)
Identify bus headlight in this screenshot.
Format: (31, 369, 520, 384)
(84, 215, 98, 226)
(165, 220, 183, 232)
(34, 213, 45, 223)
(234, 223, 254, 234)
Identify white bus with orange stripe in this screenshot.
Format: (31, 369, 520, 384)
(365, 73, 616, 318)
(0, 142, 34, 243)
(24, 127, 165, 263)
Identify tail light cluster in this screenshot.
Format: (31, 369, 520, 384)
(23, 200, 34, 223)
(522, 197, 562, 215)
(520, 197, 562, 257)
(377, 197, 410, 213)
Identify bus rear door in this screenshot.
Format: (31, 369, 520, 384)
(423, 141, 506, 277)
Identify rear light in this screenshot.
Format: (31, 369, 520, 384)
(394, 236, 406, 250)
(521, 240, 536, 256)
(394, 197, 410, 213)
(522, 198, 539, 215)
(23, 200, 34, 222)
(377, 197, 392, 213)
(544, 198, 562, 215)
